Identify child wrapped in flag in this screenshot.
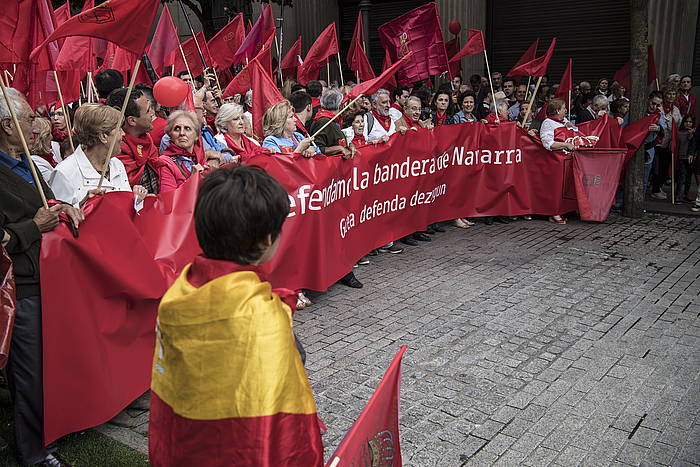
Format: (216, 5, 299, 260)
(149, 166, 324, 466)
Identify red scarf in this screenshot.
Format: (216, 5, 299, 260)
(118, 132, 167, 187)
(161, 142, 203, 176)
(371, 109, 392, 131)
(223, 133, 257, 156)
(36, 153, 57, 167)
(313, 109, 337, 123)
(403, 113, 420, 128)
(391, 103, 403, 112)
(352, 134, 367, 146)
(434, 110, 447, 127)
(662, 103, 675, 115)
(51, 126, 68, 143)
(547, 115, 565, 123)
(295, 118, 309, 137)
(311, 97, 321, 108)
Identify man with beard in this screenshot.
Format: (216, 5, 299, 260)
(365, 89, 396, 142)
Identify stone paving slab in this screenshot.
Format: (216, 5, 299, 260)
(99, 213, 700, 466)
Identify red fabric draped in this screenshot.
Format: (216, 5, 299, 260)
(118, 132, 167, 187)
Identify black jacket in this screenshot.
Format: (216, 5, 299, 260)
(0, 160, 54, 299)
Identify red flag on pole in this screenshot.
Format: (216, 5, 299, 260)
(297, 23, 340, 85)
(173, 32, 212, 78)
(347, 12, 375, 81)
(222, 35, 276, 99)
(380, 49, 397, 90)
(507, 38, 556, 78)
(378, 2, 449, 86)
(147, 5, 180, 76)
(448, 29, 485, 63)
(233, 3, 275, 65)
(207, 13, 245, 71)
(555, 58, 572, 99)
(249, 58, 286, 140)
(280, 35, 302, 78)
(54, 2, 70, 26)
(613, 61, 631, 90)
(30, 0, 161, 60)
(346, 11, 365, 67)
(324, 346, 407, 467)
(647, 44, 657, 86)
(55, 0, 95, 72)
(346, 52, 413, 100)
(507, 39, 540, 79)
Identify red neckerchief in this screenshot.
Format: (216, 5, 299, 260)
(186, 254, 298, 313)
(206, 116, 216, 129)
(118, 132, 166, 187)
(313, 109, 337, 123)
(36, 153, 57, 167)
(484, 113, 499, 123)
(434, 110, 447, 127)
(391, 103, 403, 112)
(547, 115, 565, 123)
(51, 126, 68, 142)
(403, 113, 420, 128)
(294, 115, 309, 136)
(161, 142, 203, 174)
(371, 109, 392, 131)
(311, 97, 321, 108)
(662, 103, 673, 114)
(223, 133, 256, 156)
(352, 134, 366, 146)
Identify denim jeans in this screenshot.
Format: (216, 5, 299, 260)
(643, 148, 655, 194)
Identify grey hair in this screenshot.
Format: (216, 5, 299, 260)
(0, 88, 27, 120)
(215, 103, 244, 133)
(666, 73, 680, 83)
(320, 89, 343, 111)
(405, 96, 422, 108)
(165, 110, 201, 137)
(371, 89, 390, 102)
(592, 94, 608, 107)
(491, 98, 508, 113)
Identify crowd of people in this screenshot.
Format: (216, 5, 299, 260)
(0, 60, 698, 465)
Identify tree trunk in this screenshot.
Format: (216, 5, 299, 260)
(623, 0, 648, 218)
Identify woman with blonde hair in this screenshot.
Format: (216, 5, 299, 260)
(214, 103, 260, 161)
(50, 104, 148, 207)
(261, 101, 317, 156)
(29, 117, 59, 182)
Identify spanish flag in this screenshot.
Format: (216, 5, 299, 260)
(149, 256, 324, 466)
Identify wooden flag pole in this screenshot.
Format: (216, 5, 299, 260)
(521, 75, 542, 127)
(326, 62, 331, 85)
(274, 34, 284, 85)
(356, 71, 360, 84)
(79, 82, 84, 105)
(177, 41, 197, 92)
(86, 72, 93, 103)
(311, 95, 363, 139)
(483, 50, 499, 123)
(97, 59, 141, 189)
(89, 74, 99, 103)
(525, 76, 532, 100)
(0, 73, 48, 208)
(655, 78, 660, 91)
(52, 71, 75, 154)
(336, 53, 344, 87)
(568, 89, 571, 120)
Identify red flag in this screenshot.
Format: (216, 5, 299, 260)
(54, 2, 70, 26)
(647, 44, 657, 86)
(147, 5, 179, 76)
(297, 23, 340, 85)
(448, 29, 485, 63)
(445, 36, 461, 78)
(324, 346, 407, 467)
(507, 39, 540, 79)
(349, 41, 376, 81)
(381, 49, 397, 90)
(347, 52, 413, 100)
(378, 2, 449, 86)
(222, 34, 275, 99)
(280, 36, 302, 78)
(31, 0, 160, 62)
(207, 13, 245, 71)
(555, 58, 573, 99)
(508, 38, 556, 78)
(346, 12, 365, 67)
(173, 32, 212, 78)
(233, 3, 275, 65)
(55, 0, 95, 72)
(249, 57, 286, 140)
(572, 150, 626, 222)
(613, 61, 631, 90)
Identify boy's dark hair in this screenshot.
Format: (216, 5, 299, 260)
(306, 80, 323, 98)
(105, 88, 145, 119)
(392, 86, 410, 100)
(94, 69, 124, 99)
(195, 166, 290, 264)
(290, 83, 306, 94)
(648, 90, 663, 101)
(289, 91, 312, 113)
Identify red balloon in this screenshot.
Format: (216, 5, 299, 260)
(153, 77, 190, 108)
(448, 20, 461, 36)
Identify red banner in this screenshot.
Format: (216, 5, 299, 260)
(40, 121, 631, 445)
(572, 150, 626, 222)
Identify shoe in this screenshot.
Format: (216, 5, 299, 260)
(454, 218, 470, 229)
(462, 218, 476, 226)
(339, 272, 363, 288)
(431, 224, 446, 232)
(691, 204, 700, 212)
(424, 228, 436, 235)
(34, 453, 72, 467)
(650, 191, 667, 200)
(509, 216, 517, 221)
(494, 216, 510, 224)
(413, 232, 432, 242)
(127, 390, 150, 410)
(400, 236, 418, 246)
(368, 249, 379, 256)
(485, 217, 494, 225)
(357, 256, 370, 265)
(549, 215, 567, 224)
(378, 244, 404, 254)
(522, 215, 533, 220)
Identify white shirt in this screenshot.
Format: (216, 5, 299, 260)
(214, 133, 261, 148)
(365, 112, 396, 142)
(388, 106, 403, 121)
(540, 117, 570, 151)
(50, 145, 132, 207)
(31, 156, 54, 183)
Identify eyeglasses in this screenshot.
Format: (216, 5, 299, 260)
(49, 112, 64, 117)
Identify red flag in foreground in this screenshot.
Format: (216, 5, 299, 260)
(280, 36, 303, 78)
(507, 39, 539, 79)
(207, 13, 245, 71)
(346, 52, 414, 101)
(55, 0, 96, 72)
(30, 0, 161, 60)
(378, 2, 449, 85)
(448, 29, 485, 63)
(325, 346, 407, 467)
(233, 3, 275, 65)
(297, 23, 340, 84)
(572, 150, 626, 222)
(249, 58, 286, 139)
(508, 38, 556, 78)
(555, 58, 573, 100)
(147, 5, 180, 76)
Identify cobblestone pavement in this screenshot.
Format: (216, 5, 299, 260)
(101, 213, 700, 466)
